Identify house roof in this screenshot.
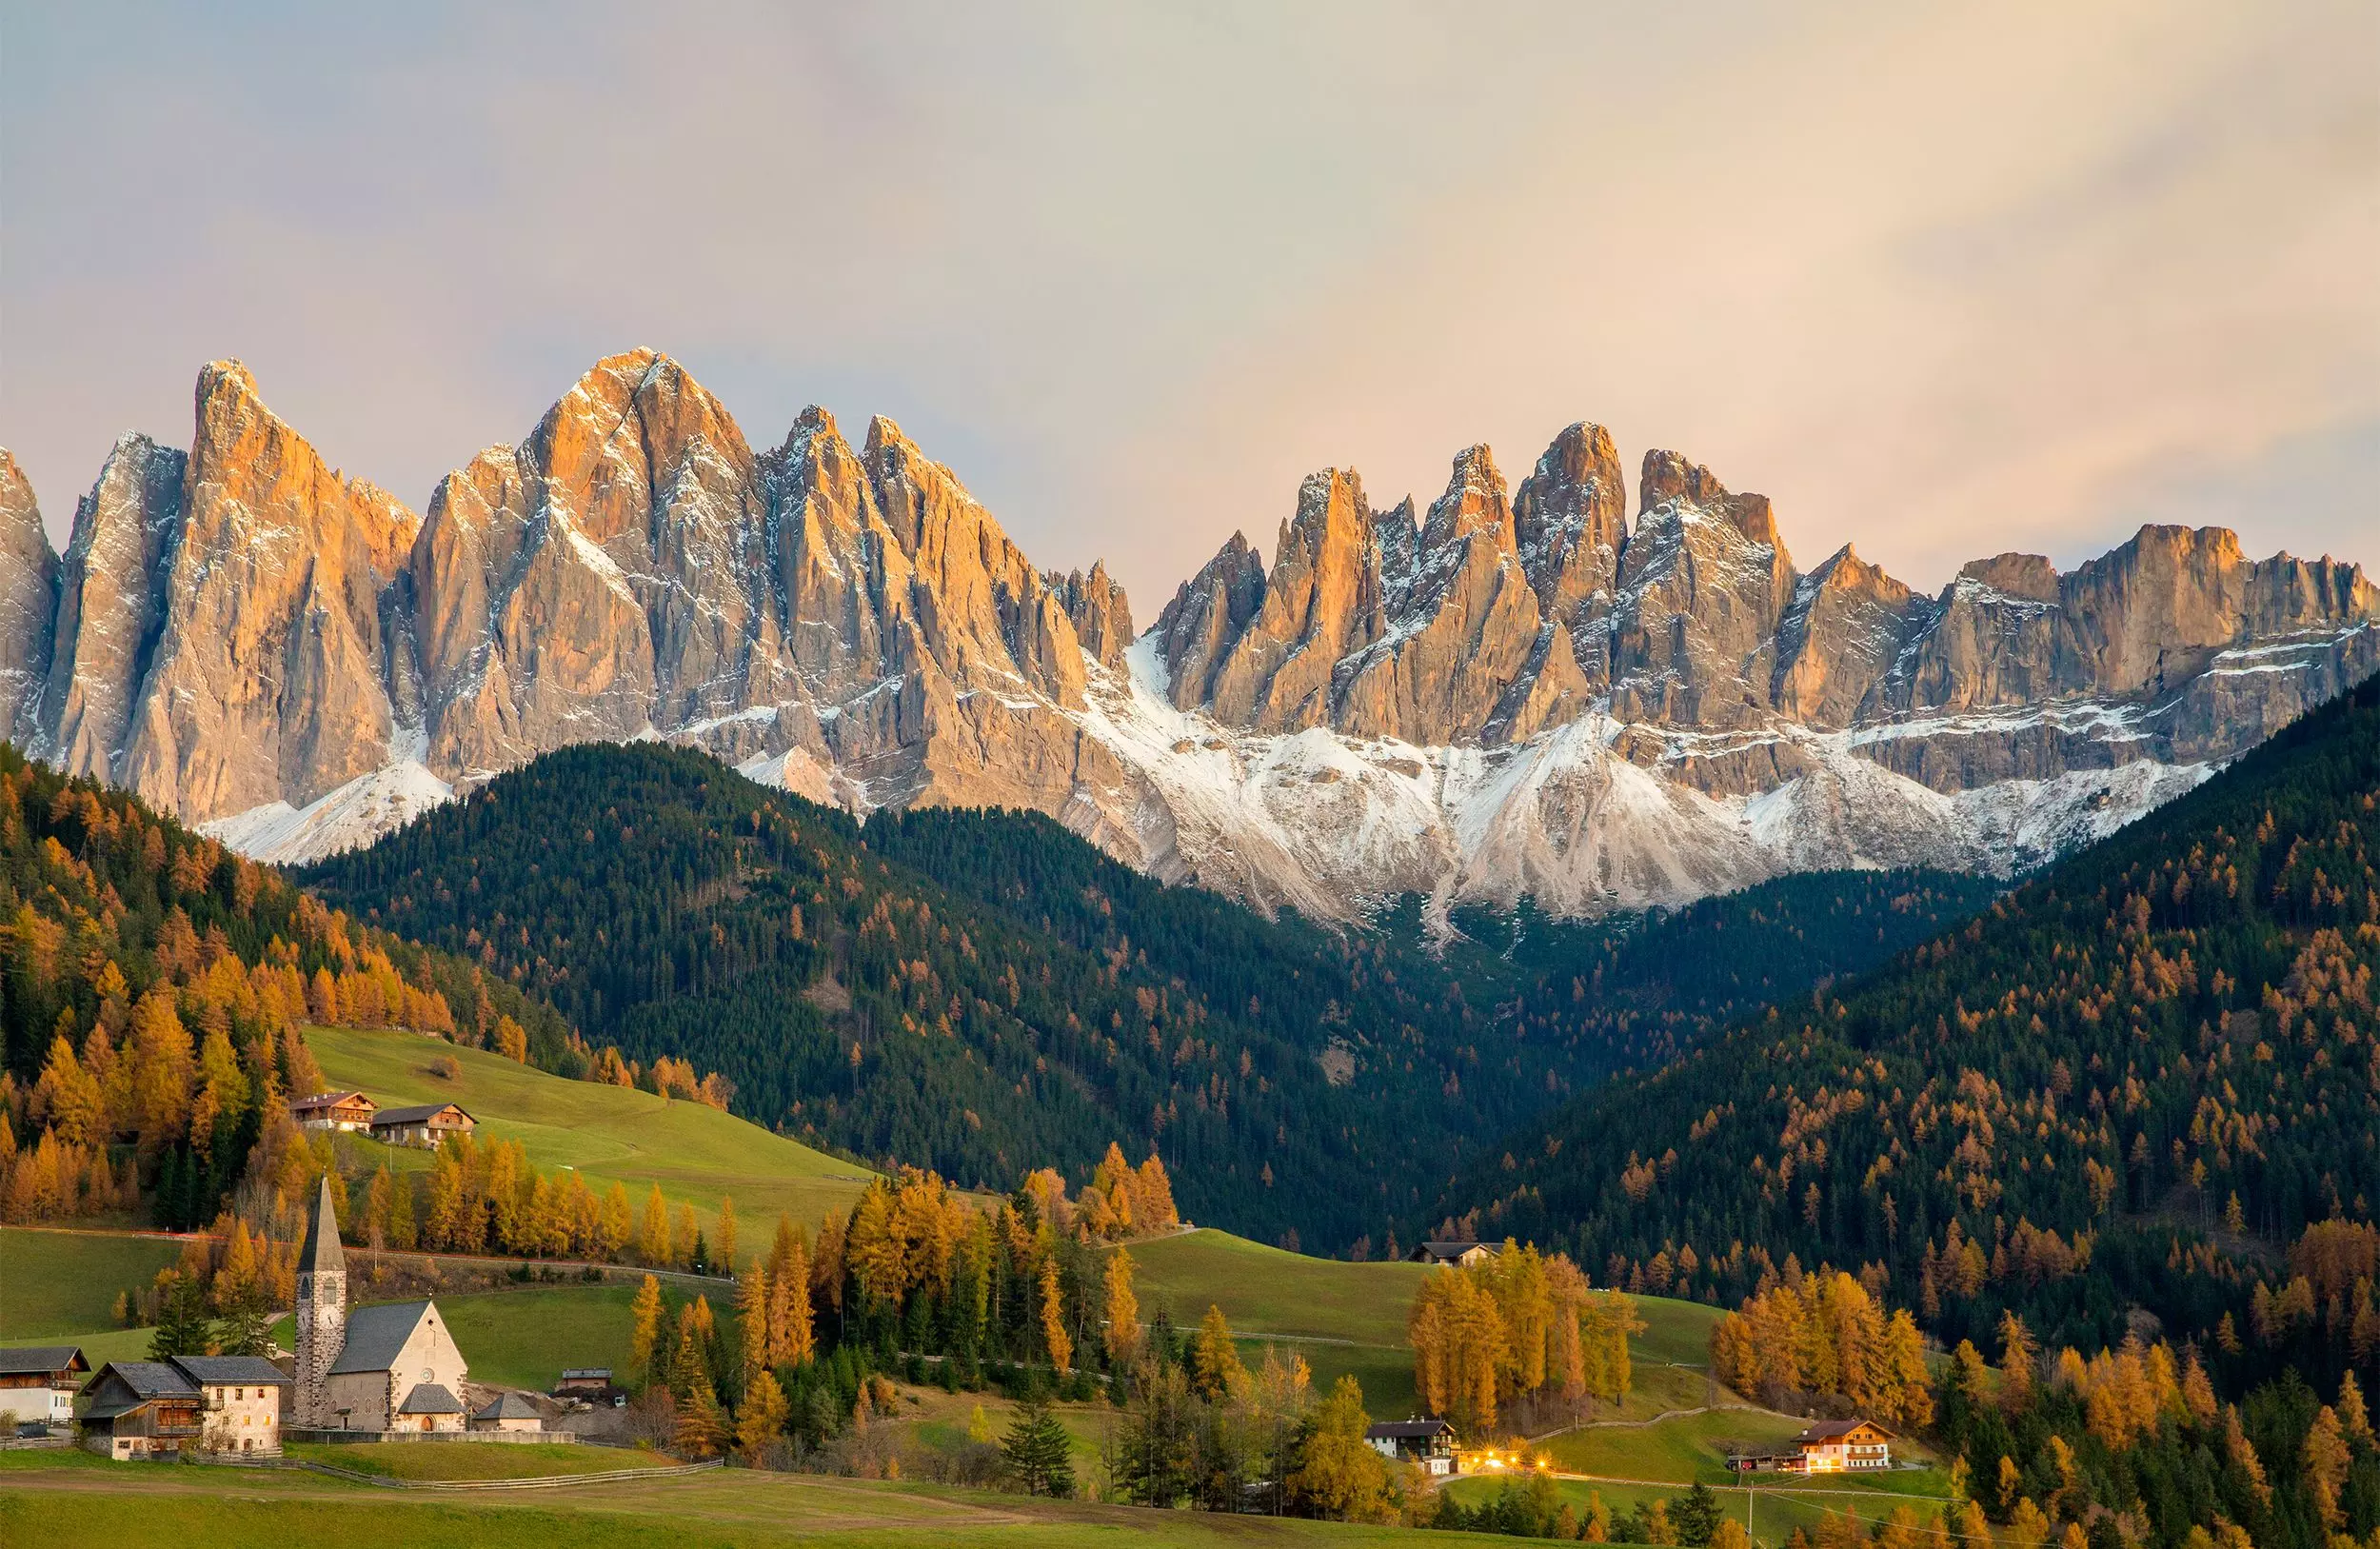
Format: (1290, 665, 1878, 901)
(329, 1301, 441, 1375)
(0, 1345, 86, 1377)
(1795, 1419, 1894, 1442)
(372, 1102, 472, 1126)
(291, 1090, 372, 1111)
(299, 1174, 347, 1279)
(170, 1356, 290, 1386)
(397, 1382, 465, 1415)
(81, 1360, 201, 1417)
(559, 1368, 612, 1381)
(1411, 1241, 1498, 1261)
(1366, 1419, 1456, 1439)
(473, 1391, 542, 1420)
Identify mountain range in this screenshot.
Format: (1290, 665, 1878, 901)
(1, 350, 2370, 923)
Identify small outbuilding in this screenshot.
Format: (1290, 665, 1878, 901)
(1366, 1417, 1458, 1476)
(0, 1345, 89, 1425)
(470, 1391, 545, 1434)
(1409, 1241, 1499, 1269)
(369, 1102, 475, 1149)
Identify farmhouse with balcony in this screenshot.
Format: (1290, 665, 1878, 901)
(1409, 1241, 1500, 1269)
(1727, 1418, 1896, 1474)
(78, 1356, 288, 1459)
(368, 1102, 475, 1149)
(0, 1345, 89, 1425)
(1365, 1417, 1458, 1476)
(289, 1090, 377, 1132)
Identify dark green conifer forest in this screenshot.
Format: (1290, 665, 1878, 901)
(302, 742, 1989, 1251)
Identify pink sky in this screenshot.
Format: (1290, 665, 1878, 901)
(3, 2, 2372, 613)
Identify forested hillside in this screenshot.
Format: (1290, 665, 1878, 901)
(0, 743, 574, 1232)
(1450, 671, 2380, 1382)
(302, 743, 1989, 1252)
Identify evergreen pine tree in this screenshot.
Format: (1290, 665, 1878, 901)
(1001, 1395, 1075, 1498)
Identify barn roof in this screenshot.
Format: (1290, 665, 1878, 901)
(171, 1356, 290, 1386)
(372, 1103, 473, 1126)
(0, 1346, 86, 1377)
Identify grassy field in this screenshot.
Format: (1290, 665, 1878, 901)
(267, 1281, 737, 1394)
(0, 1227, 182, 1338)
(1444, 1468, 1965, 1545)
(284, 1440, 665, 1479)
(303, 1023, 877, 1243)
(1127, 1229, 1730, 1426)
(0, 1461, 1536, 1547)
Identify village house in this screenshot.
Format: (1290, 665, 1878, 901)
(76, 1362, 201, 1459)
(0, 1346, 89, 1425)
(1726, 1418, 1896, 1475)
(368, 1102, 475, 1149)
(1409, 1241, 1499, 1269)
(470, 1392, 545, 1434)
(289, 1090, 377, 1132)
(291, 1174, 471, 1433)
(1365, 1417, 1458, 1476)
(79, 1356, 288, 1459)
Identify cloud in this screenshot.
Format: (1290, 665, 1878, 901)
(2, 2, 2370, 611)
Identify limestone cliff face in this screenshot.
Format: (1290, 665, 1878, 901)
(1151, 532, 1263, 711)
(1512, 422, 1626, 642)
(0, 451, 58, 744)
(0, 353, 2370, 923)
(40, 434, 188, 786)
(115, 362, 420, 819)
(1205, 468, 1381, 730)
(1337, 446, 1557, 744)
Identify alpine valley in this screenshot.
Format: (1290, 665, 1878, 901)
(0, 349, 2371, 923)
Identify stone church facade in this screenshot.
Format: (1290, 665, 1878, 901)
(291, 1175, 470, 1432)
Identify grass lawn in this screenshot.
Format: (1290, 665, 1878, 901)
(268, 1281, 737, 1394)
(283, 1440, 664, 1480)
(0, 1227, 182, 1337)
(0, 1462, 1535, 1546)
(1126, 1229, 1730, 1427)
(1444, 1469, 1964, 1546)
(303, 1023, 877, 1244)
(1544, 1406, 1807, 1481)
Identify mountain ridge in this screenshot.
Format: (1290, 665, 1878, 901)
(1, 350, 2370, 923)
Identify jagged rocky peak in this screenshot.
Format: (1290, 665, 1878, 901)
(1205, 467, 1382, 731)
(1637, 447, 1782, 549)
(1954, 551, 2060, 602)
(0, 452, 57, 719)
(1771, 543, 1926, 728)
(1153, 530, 1265, 710)
(110, 359, 426, 821)
(1048, 561, 1135, 671)
(1332, 442, 1559, 745)
(1418, 444, 1515, 554)
(1607, 448, 1798, 729)
(1512, 421, 1626, 630)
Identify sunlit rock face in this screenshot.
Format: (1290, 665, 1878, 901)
(5, 353, 2371, 925)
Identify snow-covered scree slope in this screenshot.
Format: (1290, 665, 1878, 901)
(0, 351, 2370, 922)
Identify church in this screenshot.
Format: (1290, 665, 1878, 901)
(293, 1176, 471, 1433)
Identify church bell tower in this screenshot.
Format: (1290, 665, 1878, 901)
(293, 1173, 347, 1428)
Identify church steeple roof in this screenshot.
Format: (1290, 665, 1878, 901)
(299, 1174, 346, 1277)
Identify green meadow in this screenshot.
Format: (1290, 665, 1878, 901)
(303, 1023, 878, 1241)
